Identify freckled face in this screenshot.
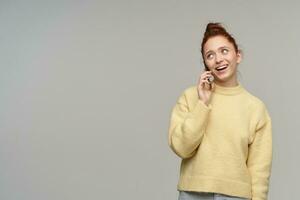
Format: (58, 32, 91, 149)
(203, 35, 242, 86)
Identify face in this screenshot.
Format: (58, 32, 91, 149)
(203, 35, 242, 86)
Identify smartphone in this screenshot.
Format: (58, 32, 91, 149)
(204, 65, 214, 84)
(207, 74, 214, 83)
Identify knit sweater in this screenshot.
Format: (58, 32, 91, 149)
(168, 83, 272, 200)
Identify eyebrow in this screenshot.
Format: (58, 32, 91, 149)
(205, 46, 229, 56)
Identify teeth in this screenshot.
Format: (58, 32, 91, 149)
(216, 65, 227, 70)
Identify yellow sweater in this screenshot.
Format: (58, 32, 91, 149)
(168, 83, 272, 200)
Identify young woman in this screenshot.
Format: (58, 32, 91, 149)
(168, 23, 272, 200)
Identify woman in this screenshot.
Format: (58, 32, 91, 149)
(168, 23, 272, 200)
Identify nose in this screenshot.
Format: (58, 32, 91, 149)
(215, 53, 223, 63)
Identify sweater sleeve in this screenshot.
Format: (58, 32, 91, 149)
(168, 90, 212, 159)
(247, 108, 273, 200)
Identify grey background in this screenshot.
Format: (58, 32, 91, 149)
(0, 0, 298, 199)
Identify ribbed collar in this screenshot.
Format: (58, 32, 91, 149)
(213, 82, 244, 95)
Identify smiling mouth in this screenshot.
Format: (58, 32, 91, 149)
(215, 64, 228, 71)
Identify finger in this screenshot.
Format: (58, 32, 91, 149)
(205, 82, 213, 90)
(204, 79, 211, 86)
(200, 72, 212, 80)
(199, 79, 208, 89)
(203, 70, 212, 75)
(199, 77, 208, 86)
(198, 73, 213, 86)
(200, 75, 213, 83)
(199, 80, 211, 90)
(198, 73, 208, 83)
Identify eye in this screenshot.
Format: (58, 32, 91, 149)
(206, 53, 214, 60)
(221, 48, 229, 54)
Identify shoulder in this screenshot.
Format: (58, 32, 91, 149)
(244, 90, 266, 109)
(182, 85, 198, 96)
(242, 89, 271, 123)
(181, 85, 199, 101)
(176, 85, 199, 108)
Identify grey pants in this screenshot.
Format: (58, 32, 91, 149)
(178, 191, 250, 200)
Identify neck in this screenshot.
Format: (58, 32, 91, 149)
(213, 81, 243, 95)
(214, 77, 238, 87)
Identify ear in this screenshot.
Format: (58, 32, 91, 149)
(236, 50, 242, 64)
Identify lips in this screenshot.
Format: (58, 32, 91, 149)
(215, 64, 228, 71)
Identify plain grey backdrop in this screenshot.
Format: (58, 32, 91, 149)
(0, 0, 299, 199)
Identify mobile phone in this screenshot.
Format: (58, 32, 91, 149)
(204, 66, 214, 84)
(207, 74, 214, 83)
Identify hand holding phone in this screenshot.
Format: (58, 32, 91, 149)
(197, 70, 214, 106)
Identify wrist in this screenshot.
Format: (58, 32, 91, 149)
(198, 98, 208, 106)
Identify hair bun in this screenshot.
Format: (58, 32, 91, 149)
(205, 23, 226, 35)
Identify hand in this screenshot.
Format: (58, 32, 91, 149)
(197, 70, 214, 106)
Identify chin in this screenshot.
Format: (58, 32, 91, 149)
(215, 73, 235, 83)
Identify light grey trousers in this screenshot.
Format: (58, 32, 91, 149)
(178, 191, 250, 200)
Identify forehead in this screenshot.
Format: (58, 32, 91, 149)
(204, 35, 234, 52)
